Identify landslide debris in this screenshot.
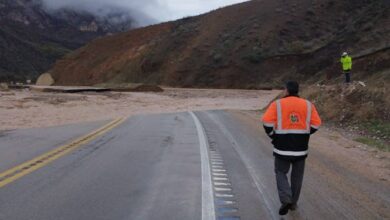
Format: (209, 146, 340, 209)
(303, 82, 389, 124)
(302, 77, 390, 151)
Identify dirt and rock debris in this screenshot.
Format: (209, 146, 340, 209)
(0, 88, 279, 130)
(2, 87, 389, 163)
(1, 87, 389, 215)
(302, 80, 389, 151)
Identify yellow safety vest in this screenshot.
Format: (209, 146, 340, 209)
(340, 56, 352, 71)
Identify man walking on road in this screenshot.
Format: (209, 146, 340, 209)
(340, 52, 353, 83)
(262, 81, 322, 215)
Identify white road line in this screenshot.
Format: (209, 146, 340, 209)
(215, 187, 232, 192)
(213, 177, 228, 181)
(205, 112, 277, 220)
(217, 200, 236, 205)
(215, 193, 234, 198)
(212, 169, 227, 172)
(189, 112, 216, 220)
(214, 182, 231, 186)
(213, 173, 227, 177)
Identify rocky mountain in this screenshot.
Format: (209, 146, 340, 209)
(0, 0, 136, 82)
(48, 0, 389, 89)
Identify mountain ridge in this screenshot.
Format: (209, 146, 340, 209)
(48, 0, 389, 88)
(0, 0, 135, 81)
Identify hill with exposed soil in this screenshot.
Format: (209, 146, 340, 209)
(49, 0, 389, 89)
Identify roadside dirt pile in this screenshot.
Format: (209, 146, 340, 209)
(302, 79, 389, 150)
(36, 73, 55, 86)
(303, 82, 389, 123)
(48, 0, 389, 88)
(0, 83, 9, 91)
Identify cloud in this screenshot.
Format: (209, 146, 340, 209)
(41, 0, 248, 26)
(156, 0, 248, 20)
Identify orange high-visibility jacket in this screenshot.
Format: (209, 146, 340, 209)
(262, 96, 321, 159)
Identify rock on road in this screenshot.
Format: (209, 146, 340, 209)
(0, 111, 388, 220)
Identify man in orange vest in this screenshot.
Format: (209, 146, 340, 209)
(262, 81, 322, 215)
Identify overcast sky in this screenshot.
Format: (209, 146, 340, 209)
(41, 0, 248, 26)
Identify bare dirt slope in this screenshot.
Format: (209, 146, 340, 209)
(49, 0, 389, 88)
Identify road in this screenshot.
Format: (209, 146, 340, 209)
(0, 111, 388, 220)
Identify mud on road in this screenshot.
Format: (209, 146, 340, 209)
(0, 88, 280, 130)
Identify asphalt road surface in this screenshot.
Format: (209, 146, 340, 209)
(0, 111, 388, 220)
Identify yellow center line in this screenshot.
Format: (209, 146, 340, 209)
(0, 117, 127, 188)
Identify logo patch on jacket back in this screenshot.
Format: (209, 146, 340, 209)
(290, 113, 300, 123)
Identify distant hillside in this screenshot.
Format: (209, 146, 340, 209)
(49, 0, 389, 88)
(0, 0, 135, 82)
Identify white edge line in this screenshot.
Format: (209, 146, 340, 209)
(189, 112, 216, 220)
(205, 112, 278, 220)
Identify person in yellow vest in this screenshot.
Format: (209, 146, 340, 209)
(340, 52, 352, 83)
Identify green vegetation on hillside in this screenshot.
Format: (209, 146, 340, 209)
(355, 137, 389, 152)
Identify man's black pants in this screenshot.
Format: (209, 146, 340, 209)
(344, 71, 351, 83)
(274, 157, 305, 205)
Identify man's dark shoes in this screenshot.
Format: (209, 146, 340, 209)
(289, 203, 297, 211)
(279, 203, 292, 215)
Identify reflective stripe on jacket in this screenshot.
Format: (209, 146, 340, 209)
(262, 96, 322, 160)
(340, 56, 352, 71)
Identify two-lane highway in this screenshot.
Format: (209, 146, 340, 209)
(0, 111, 389, 220)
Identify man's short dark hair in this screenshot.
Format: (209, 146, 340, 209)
(285, 81, 299, 95)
